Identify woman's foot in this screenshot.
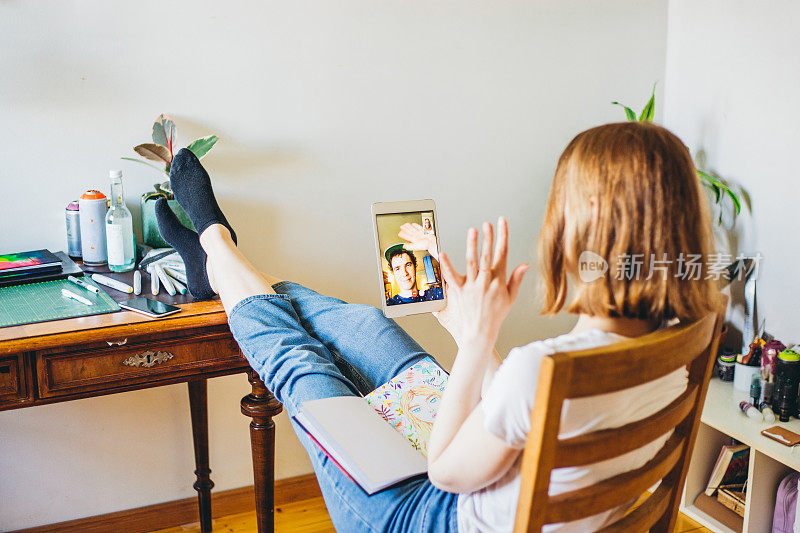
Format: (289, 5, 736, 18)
(169, 148, 238, 244)
(155, 198, 217, 299)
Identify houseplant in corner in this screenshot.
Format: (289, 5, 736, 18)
(122, 114, 219, 247)
(612, 85, 743, 226)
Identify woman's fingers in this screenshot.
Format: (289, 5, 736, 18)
(492, 217, 508, 273)
(507, 263, 530, 302)
(439, 251, 466, 288)
(465, 227, 479, 280)
(479, 222, 493, 275)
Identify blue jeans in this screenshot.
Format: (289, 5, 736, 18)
(228, 281, 459, 533)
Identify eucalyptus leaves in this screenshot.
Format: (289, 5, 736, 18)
(122, 114, 218, 199)
(612, 85, 742, 224)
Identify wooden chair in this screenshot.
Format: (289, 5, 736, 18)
(513, 306, 725, 532)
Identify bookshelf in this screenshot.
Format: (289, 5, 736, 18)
(681, 377, 798, 532)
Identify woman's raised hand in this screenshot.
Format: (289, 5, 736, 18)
(435, 217, 528, 350)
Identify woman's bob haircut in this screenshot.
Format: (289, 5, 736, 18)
(538, 121, 718, 323)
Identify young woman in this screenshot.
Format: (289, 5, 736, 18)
(156, 121, 718, 532)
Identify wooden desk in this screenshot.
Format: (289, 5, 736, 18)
(0, 298, 282, 533)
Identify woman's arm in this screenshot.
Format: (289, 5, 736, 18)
(427, 342, 518, 492)
(483, 348, 502, 397)
(433, 306, 502, 398)
(427, 218, 528, 492)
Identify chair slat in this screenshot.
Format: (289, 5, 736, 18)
(565, 313, 716, 398)
(512, 305, 725, 533)
(596, 484, 672, 533)
(544, 432, 684, 524)
(554, 383, 698, 468)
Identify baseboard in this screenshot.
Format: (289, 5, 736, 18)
(11, 474, 322, 533)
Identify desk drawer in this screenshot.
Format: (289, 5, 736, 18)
(36, 332, 246, 398)
(0, 354, 30, 405)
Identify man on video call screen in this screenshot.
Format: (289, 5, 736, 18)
(378, 211, 444, 306)
(384, 244, 443, 305)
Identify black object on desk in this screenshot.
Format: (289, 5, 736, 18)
(0, 252, 83, 288)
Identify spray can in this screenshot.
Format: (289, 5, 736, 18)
(65, 201, 82, 259)
(79, 190, 108, 266)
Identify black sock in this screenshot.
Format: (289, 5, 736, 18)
(155, 198, 216, 300)
(169, 148, 237, 244)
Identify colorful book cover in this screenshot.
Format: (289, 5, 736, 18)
(364, 357, 448, 457)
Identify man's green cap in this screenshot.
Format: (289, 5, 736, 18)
(384, 243, 411, 264)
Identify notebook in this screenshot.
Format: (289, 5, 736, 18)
(0, 252, 82, 288)
(0, 249, 62, 278)
(294, 358, 448, 494)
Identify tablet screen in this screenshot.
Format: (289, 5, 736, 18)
(375, 211, 444, 307)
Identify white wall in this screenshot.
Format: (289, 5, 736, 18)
(663, 0, 800, 343)
(0, 1, 668, 528)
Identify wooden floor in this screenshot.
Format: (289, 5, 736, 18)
(150, 495, 713, 533)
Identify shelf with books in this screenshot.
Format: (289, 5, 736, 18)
(681, 378, 800, 533)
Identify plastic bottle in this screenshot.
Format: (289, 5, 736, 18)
(750, 374, 762, 406)
(759, 402, 776, 423)
(105, 170, 136, 272)
(739, 401, 763, 421)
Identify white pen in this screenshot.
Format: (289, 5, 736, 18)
(61, 288, 92, 306)
(91, 273, 134, 294)
(169, 275, 187, 295)
(67, 275, 100, 293)
(151, 268, 160, 295)
(133, 270, 142, 295)
(163, 266, 187, 284)
(154, 264, 176, 296)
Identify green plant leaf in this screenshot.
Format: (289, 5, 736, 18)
(121, 157, 169, 175)
(152, 119, 168, 148)
(186, 135, 219, 159)
(723, 186, 742, 215)
(134, 143, 172, 164)
(698, 169, 742, 217)
(156, 114, 177, 158)
(638, 84, 656, 122)
(611, 102, 637, 122)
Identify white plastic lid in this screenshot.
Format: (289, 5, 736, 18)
(109, 169, 123, 179)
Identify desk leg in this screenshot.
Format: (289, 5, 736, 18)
(188, 379, 214, 533)
(241, 369, 283, 533)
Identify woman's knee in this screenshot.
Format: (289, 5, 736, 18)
(353, 304, 392, 328)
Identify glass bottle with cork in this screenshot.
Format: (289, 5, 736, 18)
(105, 170, 136, 272)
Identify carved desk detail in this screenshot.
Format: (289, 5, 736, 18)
(122, 350, 174, 368)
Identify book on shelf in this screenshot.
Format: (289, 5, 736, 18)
(294, 357, 447, 494)
(705, 443, 750, 496)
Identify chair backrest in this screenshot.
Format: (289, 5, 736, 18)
(513, 305, 725, 533)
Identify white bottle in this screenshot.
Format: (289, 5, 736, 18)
(105, 170, 136, 272)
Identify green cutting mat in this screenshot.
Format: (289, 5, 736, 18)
(0, 277, 120, 327)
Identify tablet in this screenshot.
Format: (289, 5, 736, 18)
(372, 200, 446, 318)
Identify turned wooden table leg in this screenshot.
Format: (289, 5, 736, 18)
(241, 369, 283, 533)
(188, 379, 214, 533)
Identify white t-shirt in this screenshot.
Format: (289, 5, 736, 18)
(456, 329, 688, 533)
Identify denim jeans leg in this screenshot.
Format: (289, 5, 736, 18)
(227, 293, 360, 416)
(289, 417, 459, 533)
(227, 293, 458, 532)
(272, 281, 433, 391)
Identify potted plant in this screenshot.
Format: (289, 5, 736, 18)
(122, 114, 218, 247)
(612, 85, 743, 225)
